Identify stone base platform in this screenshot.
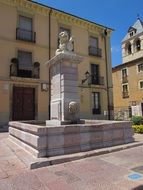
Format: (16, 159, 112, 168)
(9, 120, 134, 158)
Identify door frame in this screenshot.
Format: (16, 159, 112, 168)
(10, 84, 38, 121)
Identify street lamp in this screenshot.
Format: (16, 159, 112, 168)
(81, 71, 90, 84)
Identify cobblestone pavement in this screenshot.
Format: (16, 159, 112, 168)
(1, 132, 143, 190)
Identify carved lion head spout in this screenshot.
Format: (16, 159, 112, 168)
(68, 101, 79, 114)
(55, 31, 74, 55)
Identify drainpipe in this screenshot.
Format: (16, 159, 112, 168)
(48, 9, 52, 120)
(104, 28, 111, 120)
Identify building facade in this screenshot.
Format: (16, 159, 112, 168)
(0, 0, 113, 126)
(113, 18, 143, 120)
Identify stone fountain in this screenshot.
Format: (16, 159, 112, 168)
(9, 31, 134, 159)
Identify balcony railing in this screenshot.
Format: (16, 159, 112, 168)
(92, 106, 101, 114)
(89, 46, 102, 57)
(10, 59, 40, 79)
(122, 76, 128, 83)
(88, 75, 104, 85)
(16, 28, 36, 43)
(122, 91, 129, 98)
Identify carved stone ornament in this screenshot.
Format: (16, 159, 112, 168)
(68, 101, 79, 114)
(56, 31, 74, 55)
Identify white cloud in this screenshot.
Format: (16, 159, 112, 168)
(111, 46, 120, 53)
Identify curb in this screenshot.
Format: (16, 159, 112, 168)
(5, 137, 143, 170)
(30, 141, 143, 169)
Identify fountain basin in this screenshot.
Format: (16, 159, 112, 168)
(9, 120, 134, 158)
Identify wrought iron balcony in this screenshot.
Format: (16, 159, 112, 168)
(89, 75, 104, 85)
(122, 91, 129, 98)
(10, 58, 40, 79)
(122, 76, 128, 83)
(92, 106, 101, 114)
(16, 28, 36, 43)
(89, 46, 102, 57)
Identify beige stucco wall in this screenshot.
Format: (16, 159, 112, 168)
(0, 0, 113, 124)
(113, 64, 143, 109)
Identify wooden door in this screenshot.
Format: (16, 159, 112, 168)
(13, 86, 35, 120)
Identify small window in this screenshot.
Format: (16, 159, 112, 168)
(127, 43, 132, 54)
(130, 32, 134, 37)
(122, 68, 127, 77)
(136, 39, 141, 51)
(92, 92, 101, 114)
(139, 81, 143, 89)
(122, 84, 128, 92)
(138, 63, 143, 73)
(122, 84, 129, 98)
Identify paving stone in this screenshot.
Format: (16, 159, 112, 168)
(1, 132, 143, 189)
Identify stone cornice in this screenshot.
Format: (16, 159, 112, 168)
(45, 52, 83, 66)
(0, 0, 50, 16)
(52, 10, 112, 35)
(0, 0, 112, 35)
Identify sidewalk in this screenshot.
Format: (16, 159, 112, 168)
(1, 132, 143, 189)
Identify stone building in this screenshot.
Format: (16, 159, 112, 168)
(0, 0, 113, 126)
(112, 18, 143, 120)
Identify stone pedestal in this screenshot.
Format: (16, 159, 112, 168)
(46, 52, 83, 125)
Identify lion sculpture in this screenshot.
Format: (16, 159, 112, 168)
(56, 31, 74, 55)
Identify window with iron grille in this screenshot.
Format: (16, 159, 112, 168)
(92, 92, 101, 114)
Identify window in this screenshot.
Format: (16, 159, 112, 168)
(122, 68, 128, 83)
(16, 15, 36, 42)
(139, 81, 143, 89)
(122, 68, 127, 77)
(122, 84, 128, 92)
(122, 84, 129, 98)
(89, 36, 101, 57)
(130, 32, 134, 37)
(136, 39, 141, 51)
(127, 43, 132, 54)
(138, 63, 143, 73)
(18, 50, 32, 78)
(92, 92, 101, 114)
(91, 64, 99, 85)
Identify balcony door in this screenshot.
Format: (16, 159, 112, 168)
(12, 86, 35, 120)
(91, 64, 99, 84)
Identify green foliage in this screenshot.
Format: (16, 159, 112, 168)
(132, 125, 143, 134)
(131, 116, 143, 125)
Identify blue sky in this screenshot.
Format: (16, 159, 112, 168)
(33, 0, 143, 67)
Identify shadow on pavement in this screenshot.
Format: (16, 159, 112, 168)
(132, 185, 143, 190)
